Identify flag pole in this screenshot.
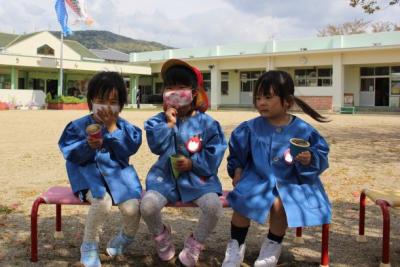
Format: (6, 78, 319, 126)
(58, 31, 64, 97)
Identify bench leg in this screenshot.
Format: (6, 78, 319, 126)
(357, 191, 367, 242)
(293, 227, 304, 244)
(31, 197, 45, 262)
(320, 224, 329, 267)
(54, 204, 64, 239)
(376, 200, 391, 267)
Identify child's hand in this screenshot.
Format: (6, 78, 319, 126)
(295, 151, 312, 165)
(232, 168, 242, 187)
(165, 107, 177, 127)
(96, 106, 118, 133)
(87, 136, 103, 150)
(176, 156, 192, 172)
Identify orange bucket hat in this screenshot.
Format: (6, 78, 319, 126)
(161, 59, 209, 112)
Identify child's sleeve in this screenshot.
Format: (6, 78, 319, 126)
(190, 120, 227, 177)
(58, 122, 95, 164)
(295, 128, 329, 180)
(144, 113, 174, 155)
(103, 121, 142, 158)
(227, 122, 251, 178)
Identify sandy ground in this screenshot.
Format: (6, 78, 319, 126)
(0, 109, 399, 267)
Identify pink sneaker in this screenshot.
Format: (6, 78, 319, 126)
(178, 235, 204, 267)
(154, 225, 175, 261)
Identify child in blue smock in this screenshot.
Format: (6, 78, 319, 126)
(222, 70, 331, 267)
(140, 59, 227, 267)
(58, 72, 142, 267)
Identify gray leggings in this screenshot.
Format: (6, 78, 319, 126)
(83, 191, 140, 242)
(140, 190, 223, 243)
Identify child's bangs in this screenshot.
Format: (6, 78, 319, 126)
(255, 78, 279, 97)
(164, 66, 197, 88)
(96, 85, 117, 100)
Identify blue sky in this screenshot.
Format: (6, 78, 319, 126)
(0, 0, 399, 48)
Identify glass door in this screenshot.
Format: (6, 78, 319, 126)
(360, 78, 375, 106)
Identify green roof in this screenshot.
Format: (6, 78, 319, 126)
(0, 32, 18, 47)
(64, 40, 100, 60)
(0, 31, 100, 60)
(6, 32, 38, 47)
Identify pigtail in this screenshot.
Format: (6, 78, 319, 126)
(293, 96, 330, 123)
(193, 86, 209, 113)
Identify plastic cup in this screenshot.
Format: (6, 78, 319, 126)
(289, 138, 310, 157)
(86, 124, 102, 139)
(170, 154, 184, 179)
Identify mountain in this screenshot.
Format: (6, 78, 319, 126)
(50, 30, 173, 53)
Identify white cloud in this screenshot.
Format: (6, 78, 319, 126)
(0, 0, 398, 48)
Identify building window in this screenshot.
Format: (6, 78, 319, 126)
(360, 67, 374, 76)
(294, 68, 331, 87)
(0, 74, 11, 89)
(155, 82, 163, 95)
(360, 78, 374, 92)
(37, 44, 55, 56)
(240, 71, 263, 92)
(221, 72, 229, 95)
(202, 72, 211, 92)
(317, 68, 332, 86)
(360, 66, 390, 77)
(391, 66, 400, 95)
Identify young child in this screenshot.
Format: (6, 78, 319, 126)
(58, 71, 142, 267)
(221, 70, 331, 267)
(140, 59, 227, 267)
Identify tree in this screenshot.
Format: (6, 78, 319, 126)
(317, 19, 399, 37)
(349, 0, 400, 14)
(317, 19, 369, 37)
(370, 21, 395, 32)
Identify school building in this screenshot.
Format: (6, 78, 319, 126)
(130, 31, 400, 112)
(0, 31, 150, 107)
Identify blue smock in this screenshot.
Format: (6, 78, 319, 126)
(58, 114, 142, 204)
(144, 112, 227, 203)
(227, 116, 331, 226)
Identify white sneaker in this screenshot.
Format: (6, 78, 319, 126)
(253, 238, 282, 267)
(221, 239, 246, 267)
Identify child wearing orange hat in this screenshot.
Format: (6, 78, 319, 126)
(140, 59, 227, 267)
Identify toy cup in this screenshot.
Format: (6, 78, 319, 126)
(86, 124, 102, 139)
(289, 138, 310, 157)
(170, 154, 184, 179)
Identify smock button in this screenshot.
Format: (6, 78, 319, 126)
(276, 127, 282, 133)
(273, 156, 280, 162)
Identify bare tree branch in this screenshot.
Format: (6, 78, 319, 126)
(317, 19, 369, 37)
(349, 0, 400, 14)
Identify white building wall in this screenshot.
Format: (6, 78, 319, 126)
(221, 70, 240, 105)
(274, 53, 332, 68)
(332, 54, 344, 111)
(140, 48, 400, 108)
(342, 49, 400, 65)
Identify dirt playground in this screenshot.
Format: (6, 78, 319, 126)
(0, 110, 399, 267)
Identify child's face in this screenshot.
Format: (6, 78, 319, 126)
(255, 88, 289, 120)
(92, 89, 120, 115)
(163, 85, 194, 111)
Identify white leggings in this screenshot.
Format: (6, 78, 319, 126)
(140, 190, 223, 243)
(83, 191, 140, 242)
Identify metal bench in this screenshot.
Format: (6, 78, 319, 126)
(30, 186, 330, 266)
(340, 106, 356, 114)
(357, 188, 400, 267)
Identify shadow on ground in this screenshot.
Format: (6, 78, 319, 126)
(0, 200, 399, 267)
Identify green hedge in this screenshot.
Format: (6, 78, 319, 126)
(46, 94, 87, 104)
